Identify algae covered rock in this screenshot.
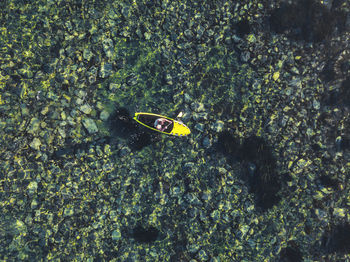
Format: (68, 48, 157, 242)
(99, 62, 113, 78)
(82, 118, 98, 134)
(111, 229, 122, 241)
(30, 138, 41, 150)
(27, 181, 38, 194)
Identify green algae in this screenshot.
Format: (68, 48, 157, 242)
(1, 0, 350, 261)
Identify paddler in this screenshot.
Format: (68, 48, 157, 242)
(154, 118, 172, 131)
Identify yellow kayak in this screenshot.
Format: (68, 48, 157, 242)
(133, 112, 191, 136)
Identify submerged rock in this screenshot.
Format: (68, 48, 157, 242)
(102, 38, 114, 58)
(30, 138, 41, 150)
(99, 62, 113, 78)
(27, 181, 38, 194)
(112, 229, 122, 241)
(82, 118, 98, 134)
(79, 104, 92, 114)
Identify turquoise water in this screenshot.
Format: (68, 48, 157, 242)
(1, 0, 350, 261)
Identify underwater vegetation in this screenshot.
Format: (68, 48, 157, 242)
(217, 132, 281, 211)
(269, 0, 348, 42)
(339, 137, 350, 151)
(132, 225, 159, 243)
(241, 136, 280, 210)
(321, 78, 350, 108)
(279, 241, 303, 262)
(234, 19, 251, 38)
(1, 0, 349, 260)
(320, 49, 350, 84)
(318, 175, 341, 190)
(217, 131, 240, 161)
(322, 223, 350, 255)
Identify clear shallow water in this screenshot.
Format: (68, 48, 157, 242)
(1, 0, 350, 261)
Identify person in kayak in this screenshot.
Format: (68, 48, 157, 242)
(154, 118, 172, 131)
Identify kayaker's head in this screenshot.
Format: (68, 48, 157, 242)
(154, 118, 165, 130)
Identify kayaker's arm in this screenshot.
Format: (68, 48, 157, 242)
(160, 119, 172, 132)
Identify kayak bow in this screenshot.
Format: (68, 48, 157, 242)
(133, 112, 191, 136)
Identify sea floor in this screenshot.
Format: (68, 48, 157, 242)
(1, 0, 350, 261)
